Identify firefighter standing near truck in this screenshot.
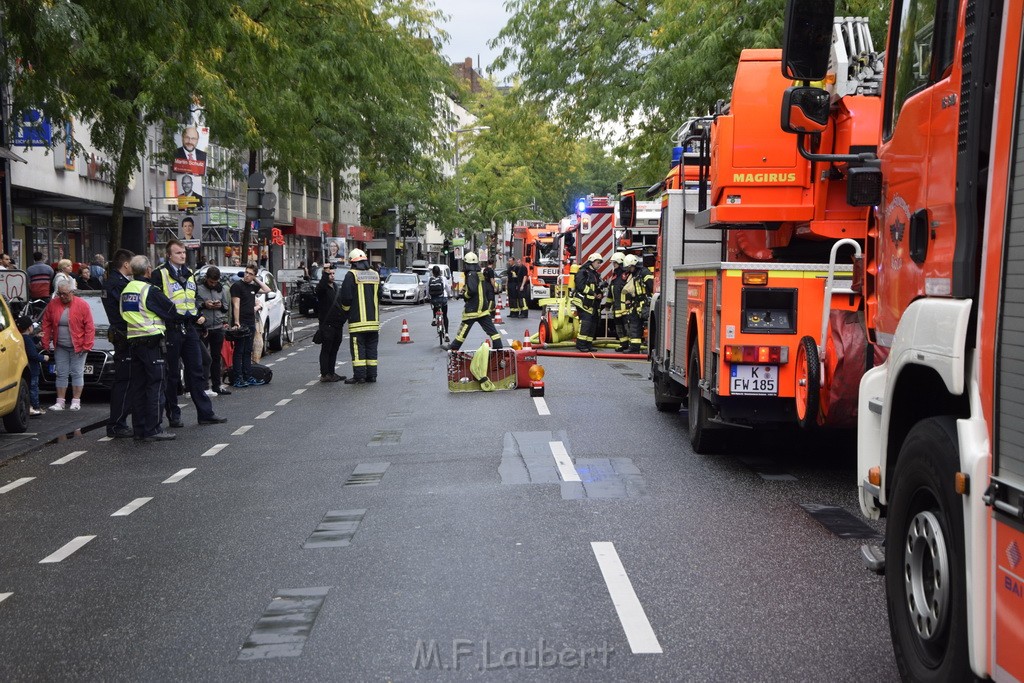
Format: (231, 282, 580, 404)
(572, 253, 604, 352)
(340, 249, 381, 384)
(446, 252, 503, 352)
(607, 252, 630, 352)
(622, 254, 652, 353)
(506, 256, 528, 318)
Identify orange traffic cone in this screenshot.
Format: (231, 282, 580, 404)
(398, 319, 414, 344)
(493, 301, 504, 324)
(522, 329, 532, 350)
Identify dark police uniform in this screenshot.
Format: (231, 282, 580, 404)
(340, 262, 380, 383)
(152, 262, 216, 425)
(449, 263, 502, 351)
(103, 269, 133, 436)
(506, 261, 528, 317)
(120, 280, 188, 439)
(316, 269, 347, 379)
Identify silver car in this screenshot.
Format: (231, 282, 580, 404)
(382, 272, 427, 304)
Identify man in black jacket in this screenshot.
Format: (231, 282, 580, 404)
(316, 265, 347, 382)
(102, 248, 135, 438)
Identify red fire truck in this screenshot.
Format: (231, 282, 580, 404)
(782, 0, 1024, 680)
(510, 221, 571, 308)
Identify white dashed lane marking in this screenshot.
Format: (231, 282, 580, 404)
(232, 426, 253, 436)
(51, 450, 86, 465)
(0, 592, 12, 604)
(0, 478, 35, 494)
(533, 397, 550, 416)
(40, 536, 96, 564)
(111, 497, 153, 517)
(276, 399, 291, 406)
(98, 436, 113, 442)
(305, 380, 317, 386)
(549, 441, 580, 482)
(201, 444, 228, 457)
(163, 468, 196, 484)
(591, 542, 664, 654)
(293, 389, 306, 395)
(256, 411, 274, 420)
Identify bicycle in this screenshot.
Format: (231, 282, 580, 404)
(432, 302, 449, 346)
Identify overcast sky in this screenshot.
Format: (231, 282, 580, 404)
(432, 0, 513, 81)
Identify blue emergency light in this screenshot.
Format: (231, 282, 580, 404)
(576, 199, 586, 214)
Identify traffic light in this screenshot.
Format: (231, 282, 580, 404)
(443, 238, 451, 255)
(246, 172, 277, 236)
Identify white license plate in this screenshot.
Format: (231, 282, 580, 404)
(84, 365, 94, 375)
(729, 365, 778, 396)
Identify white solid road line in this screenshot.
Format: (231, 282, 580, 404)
(549, 441, 580, 482)
(111, 497, 153, 517)
(256, 411, 274, 420)
(163, 468, 196, 484)
(276, 399, 291, 406)
(50, 450, 87, 465)
(201, 444, 229, 457)
(591, 542, 664, 654)
(0, 592, 12, 604)
(40, 536, 96, 564)
(534, 397, 550, 416)
(0, 477, 35, 494)
(232, 425, 253, 436)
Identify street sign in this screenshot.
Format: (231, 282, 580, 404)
(0, 270, 29, 303)
(452, 237, 466, 246)
(276, 268, 306, 284)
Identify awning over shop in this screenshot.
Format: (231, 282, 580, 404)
(280, 218, 375, 242)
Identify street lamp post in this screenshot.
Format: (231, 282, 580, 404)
(453, 126, 490, 259)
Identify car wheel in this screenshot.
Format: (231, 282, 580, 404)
(2, 378, 30, 434)
(269, 314, 284, 352)
(263, 322, 271, 356)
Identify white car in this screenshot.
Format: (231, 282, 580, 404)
(196, 265, 294, 354)
(382, 272, 428, 304)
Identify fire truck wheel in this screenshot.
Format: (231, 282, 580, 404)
(795, 336, 821, 430)
(653, 368, 681, 413)
(885, 417, 969, 683)
(687, 346, 716, 453)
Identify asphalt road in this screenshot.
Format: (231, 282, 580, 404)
(0, 300, 900, 681)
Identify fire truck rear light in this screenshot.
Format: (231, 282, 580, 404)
(868, 467, 881, 487)
(724, 345, 787, 364)
(742, 271, 769, 286)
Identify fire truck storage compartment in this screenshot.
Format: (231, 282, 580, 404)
(741, 288, 797, 334)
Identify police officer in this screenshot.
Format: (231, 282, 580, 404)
(446, 252, 503, 352)
(340, 249, 381, 384)
(151, 239, 227, 427)
(572, 252, 604, 352)
(623, 254, 653, 353)
(607, 252, 631, 352)
(102, 248, 135, 438)
(121, 255, 194, 442)
(506, 256, 528, 318)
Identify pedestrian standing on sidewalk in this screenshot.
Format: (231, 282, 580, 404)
(151, 239, 227, 427)
(41, 281, 95, 411)
(196, 266, 232, 395)
(340, 249, 380, 384)
(18, 316, 45, 416)
(316, 264, 347, 382)
(229, 263, 270, 387)
(27, 252, 54, 299)
(102, 248, 135, 437)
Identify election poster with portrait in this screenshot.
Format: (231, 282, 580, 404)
(173, 123, 210, 211)
(179, 215, 202, 250)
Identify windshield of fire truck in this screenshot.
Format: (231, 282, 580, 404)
(536, 241, 560, 265)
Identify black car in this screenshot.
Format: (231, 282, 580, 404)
(40, 291, 116, 391)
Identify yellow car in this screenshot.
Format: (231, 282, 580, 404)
(0, 295, 30, 433)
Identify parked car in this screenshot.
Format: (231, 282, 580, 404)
(0, 294, 30, 432)
(39, 291, 115, 392)
(298, 265, 350, 317)
(381, 272, 427, 304)
(196, 265, 293, 355)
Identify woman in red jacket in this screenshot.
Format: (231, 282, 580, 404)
(41, 281, 95, 411)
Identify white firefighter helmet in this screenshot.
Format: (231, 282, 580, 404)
(623, 254, 640, 268)
(464, 252, 479, 264)
(587, 252, 605, 264)
(348, 248, 367, 262)
(610, 251, 626, 265)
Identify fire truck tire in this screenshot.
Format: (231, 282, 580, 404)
(885, 417, 969, 683)
(795, 336, 821, 430)
(687, 346, 715, 453)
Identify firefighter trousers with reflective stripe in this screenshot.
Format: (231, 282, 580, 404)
(613, 315, 630, 346)
(577, 307, 600, 344)
(451, 314, 502, 351)
(349, 331, 379, 380)
(627, 311, 645, 347)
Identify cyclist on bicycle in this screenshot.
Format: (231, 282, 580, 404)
(428, 265, 451, 334)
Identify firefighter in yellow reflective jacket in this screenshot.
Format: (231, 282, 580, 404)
(607, 252, 630, 352)
(572, 252, 604, 352)
(340, 249, 381, 384)
(446, 252, 503, 352)
(623, 254, 653, 353)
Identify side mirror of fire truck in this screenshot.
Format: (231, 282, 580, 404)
(618, 192, 636, 229)
(781, 87, 830, 134)
(781, 0, 835, 81)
